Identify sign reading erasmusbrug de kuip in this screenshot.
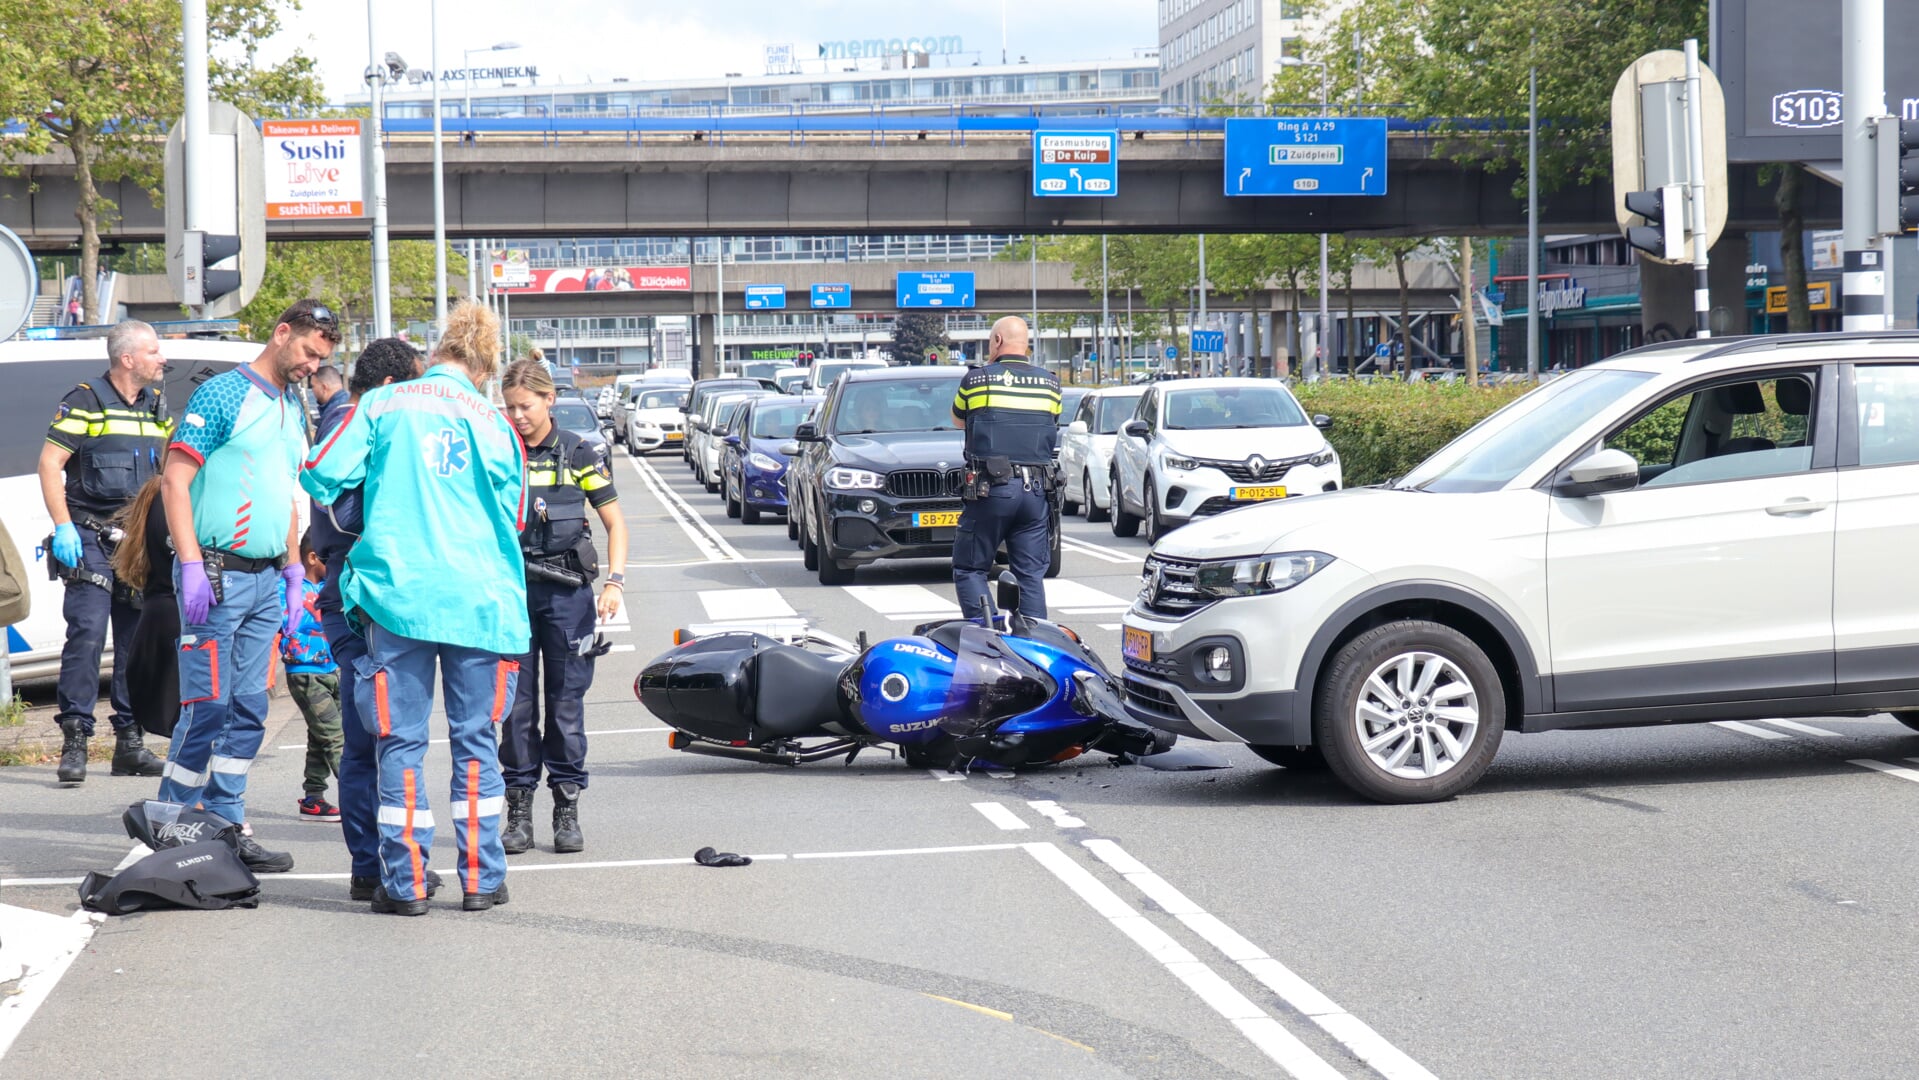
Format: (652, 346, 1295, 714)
(262, 119, 365, 219)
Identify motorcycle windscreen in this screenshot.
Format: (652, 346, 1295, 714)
(939, 625, 1055, 739)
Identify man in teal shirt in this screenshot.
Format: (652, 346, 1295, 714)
(301, 301, 527, 915)
(158, 299, 336, 874)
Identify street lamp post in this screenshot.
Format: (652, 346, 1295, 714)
(1280, 56, 1331, 382)
(462, 41, 521, 135)
(429, 1, 445, 338)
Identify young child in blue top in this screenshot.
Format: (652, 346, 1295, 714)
(282, 533, 343, 822)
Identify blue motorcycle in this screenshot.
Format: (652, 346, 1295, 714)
(637, 576, 1217, 771)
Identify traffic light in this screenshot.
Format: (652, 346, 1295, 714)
(1623, 184, 1686, 261)
(182, 229, 243, 307)
(1877, 117, 1919, 235)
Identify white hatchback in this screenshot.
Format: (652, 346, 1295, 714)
(1109, 378, 1340, 543)
(1119, 335, 1919, 804)
(1057, 385, 1146, 523)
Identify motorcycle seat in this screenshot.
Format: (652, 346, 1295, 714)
(753, 646, 846, 737)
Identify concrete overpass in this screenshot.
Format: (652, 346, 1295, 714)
(1, 126, 1841, 248)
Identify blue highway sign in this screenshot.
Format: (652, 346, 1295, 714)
(1033, 130, 1118, 197)
(744, 285, 787, 310)
(1190, 330, 1226, 354)
(1223, 117, 1388, 197)
(896, 271, 975, 309)
(811, 283, 851, 309)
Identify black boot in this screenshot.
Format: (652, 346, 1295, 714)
(552, 783, 583, 854)
(110, 727, 165, 777)
(56, 719, 88, 784)
(502, 788, 535, 855)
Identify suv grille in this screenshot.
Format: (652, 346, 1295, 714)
(1139, 555, 1213, 619)
(1122, 674, 1183, 724)
(887, 469, 964, 499)
(1192, 455, 1303, 483)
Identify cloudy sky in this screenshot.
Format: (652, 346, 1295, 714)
(258, 0, 1161, 101)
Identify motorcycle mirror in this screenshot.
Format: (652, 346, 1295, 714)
(995, 571, 1020, 616)
(1132, 743, 1234, 770)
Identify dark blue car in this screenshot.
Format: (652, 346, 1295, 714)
(722, 395, 820, 525)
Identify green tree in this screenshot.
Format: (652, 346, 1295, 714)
(236, 240, 468, 346)
(0, 0, 323, 323)
(888, 310, 953, 364)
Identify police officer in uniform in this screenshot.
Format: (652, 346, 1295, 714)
(37, 320, 171, 783)
(950, 316, 1062, 622)
(498, 359, 627, 855)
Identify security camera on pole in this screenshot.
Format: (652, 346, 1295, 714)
(1610, 42, 1727, 338)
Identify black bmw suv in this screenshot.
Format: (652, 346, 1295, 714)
(788, 366, 1060, 586)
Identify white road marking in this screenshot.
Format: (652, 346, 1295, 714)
(699, 587, 797, 623)
(929, 769, 967, 781)
(1083, 839, 1437, 1080)
(1044, 580, 1137, 612)
(277, 726, 669, 751)
(846, 584, 960, 618)
(1757, 718, 1842, 738)
(608, 644, 636, 653)
(0, 842, 1027, 889)
(0, 905, 103, 1060)
(627, 456, 746, 563)
(1022, 842, 1345, 1080)
(1060, 536, 1142, 564)
(1857, 759, 1919, 783)
(1027, 800, 1086, 828)
(111, 841, 148, 872)
(1097, 623, 1122, 631)
(632, 557, 802, 569)
(1712, 720, 1791, 740)
(971, 802, 1031, 830)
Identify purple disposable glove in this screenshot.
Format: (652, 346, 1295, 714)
(179, 560, 215, 625)
(280, 565, 306, 636)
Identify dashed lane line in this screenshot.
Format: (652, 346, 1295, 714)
(1711, 720, 1791, 741)
(971, 802, 1032, 831)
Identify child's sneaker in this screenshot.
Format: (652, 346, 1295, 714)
(298, 795, 341, 822)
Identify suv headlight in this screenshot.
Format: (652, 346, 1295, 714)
(826, 467, 884, 491)
(1307, 446, 1338, 468)
(1191, 552, 1333, 598)
(748, 452, 784, 472)
(1163, 454, 1199, 472)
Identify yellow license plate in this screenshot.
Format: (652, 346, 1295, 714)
(913, 511, 961, 527)
(1122, 626, 1153, 664)
(664, 432, 683, 441)
(1231, 485, 1287, 501)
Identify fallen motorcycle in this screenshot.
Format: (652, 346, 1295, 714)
(637, 575, 1220, 772)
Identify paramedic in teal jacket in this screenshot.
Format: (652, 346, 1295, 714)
(300, 302, 529, 916)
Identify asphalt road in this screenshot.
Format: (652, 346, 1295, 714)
(7, 440, 1919, 1079)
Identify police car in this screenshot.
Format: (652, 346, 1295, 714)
(0, 325, 254, 680)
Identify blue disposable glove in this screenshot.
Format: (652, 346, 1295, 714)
(180, 560, 215, 625)
(51, 522, 82, 569)
(280, 565, 306, 636)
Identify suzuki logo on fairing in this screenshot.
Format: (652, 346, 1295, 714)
(888, 719, 940, 733)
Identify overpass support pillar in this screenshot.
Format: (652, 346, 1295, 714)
(695, 312, 718, 378)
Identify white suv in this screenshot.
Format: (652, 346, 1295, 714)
(1110, 378, 1341, 542)
(1119, 334, 1919, 804)
(1058, 385, 1146, 522)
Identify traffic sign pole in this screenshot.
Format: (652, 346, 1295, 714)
(1843, 0, 1889, 331)
(1684, 39, 1712, 338)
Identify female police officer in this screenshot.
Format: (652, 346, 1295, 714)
(300, 302, 528, 916)
(498, 359, 627, 855)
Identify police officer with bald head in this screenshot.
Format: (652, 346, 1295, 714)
(949, 316, 1061, 622)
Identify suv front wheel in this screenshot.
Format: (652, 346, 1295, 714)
(1313, 620, 1505, 804)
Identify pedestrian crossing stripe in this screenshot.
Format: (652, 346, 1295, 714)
(697, 588, 799, 623)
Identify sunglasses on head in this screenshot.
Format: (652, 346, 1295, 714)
(288, 305, 341, 342)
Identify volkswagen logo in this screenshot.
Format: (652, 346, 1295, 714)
(1247, 455, 1267, 475)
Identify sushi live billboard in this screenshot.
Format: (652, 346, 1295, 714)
(262, 120, 365, 219)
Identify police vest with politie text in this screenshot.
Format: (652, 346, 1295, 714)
(954, 358, 1062, 466)
(520, 428, 616, 586)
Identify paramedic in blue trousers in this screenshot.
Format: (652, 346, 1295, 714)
(301, 302, 529, 916)
(38, 320, 172, 783)
(498, 359, 628, 856)
(306, 337, 429, 902)
(949, 316, 1061, 622)
(158, 301, 335, 873)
